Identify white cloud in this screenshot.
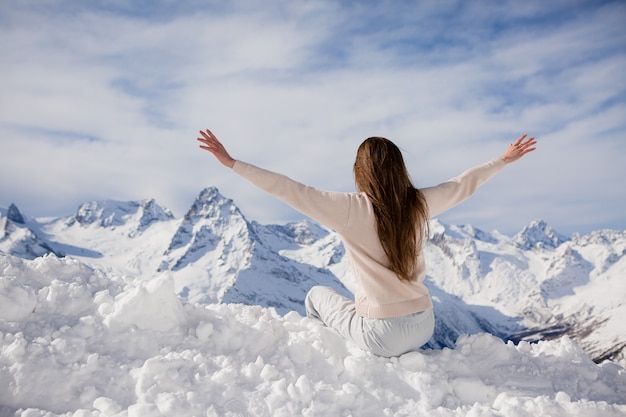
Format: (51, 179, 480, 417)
(0, 0, 624, 235)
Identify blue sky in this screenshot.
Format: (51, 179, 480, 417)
(1, 0, 625, 236)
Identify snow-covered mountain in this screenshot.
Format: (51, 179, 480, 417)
(158, 186, 350, 312)
(68, 198, 174, 233)
(0, 204, 63, 259)
(425, 220, 626, 365)
(1, 188, 624, 366)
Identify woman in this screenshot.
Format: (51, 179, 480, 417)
(197, 129, 536, 357)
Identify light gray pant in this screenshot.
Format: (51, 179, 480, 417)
(305, 286, 435, 357)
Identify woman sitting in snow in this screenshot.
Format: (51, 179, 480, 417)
(197, 129, 536, 357)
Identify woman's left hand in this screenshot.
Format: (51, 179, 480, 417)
(501, 134, 537, 164)
(197, 129, 236, 168)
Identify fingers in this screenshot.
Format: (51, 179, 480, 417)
(515, 134, 536, 146)
(513, 134, 536, 151)
(521, 138, 537, 153)
(200, 128, 217, 141)
(513, 134, 527, 146)
(197, 137, 212, 152)
(198, 129, 214, 143)
(197, 129, 221, 150)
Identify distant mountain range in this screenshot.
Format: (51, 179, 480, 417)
(1, 187, 624, 365)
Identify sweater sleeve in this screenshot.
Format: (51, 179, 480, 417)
(421, 157, 506, 218)
(232, 160, 352, 232)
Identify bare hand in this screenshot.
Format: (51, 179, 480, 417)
(197, 129, 236, 168)
(501, 134, 537, 164)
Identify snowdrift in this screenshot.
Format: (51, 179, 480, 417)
(1, 254, 625, 417)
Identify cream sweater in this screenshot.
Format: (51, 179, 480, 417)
(232, 157, 506, 318)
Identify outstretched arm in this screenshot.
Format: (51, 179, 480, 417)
(423, 134, 538, 217)
(195, 128, 353, 232)
(197, 129, 236, 168)
(501, 134, 536, 164)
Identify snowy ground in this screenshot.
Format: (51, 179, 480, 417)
(1, 254, 625, 417)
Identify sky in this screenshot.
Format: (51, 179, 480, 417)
(1, 0, 625, 237)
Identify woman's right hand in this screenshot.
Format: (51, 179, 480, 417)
(501, 134, 537, 164)
(197, 129, 236, 168)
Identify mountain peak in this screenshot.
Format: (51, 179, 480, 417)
(182, 186, 243, 222)
(137, 198, 175, 229)
(7, 203, 25, 224)
(191, 186, 228, 209)
(198, 186, 221, 200)
(514, 219, 567, 250)
(0, 203, 63, 259)
(166, 186, 250, 257)
(73, 200, 138, 227)
(266, 219, 330, 245)
(70, 199, 173, 231)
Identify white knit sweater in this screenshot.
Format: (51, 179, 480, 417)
(232, 157, 505, 318)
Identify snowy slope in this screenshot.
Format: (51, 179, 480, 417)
(425, 219, 626, 364)
(38, 198, 179, 276)
(0, 204, 62, 259)
(0, 254, 624, 417)
(1, 188, 625, 367)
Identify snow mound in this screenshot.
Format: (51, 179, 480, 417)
(0, 253, 625, 417)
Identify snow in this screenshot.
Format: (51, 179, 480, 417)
(1, 253, 625, 417)
(424, 219, 626, 363)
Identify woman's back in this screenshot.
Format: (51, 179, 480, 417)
(353, 137, 429, 282)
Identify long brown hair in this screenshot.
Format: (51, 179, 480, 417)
(354, 137, 429, 281)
